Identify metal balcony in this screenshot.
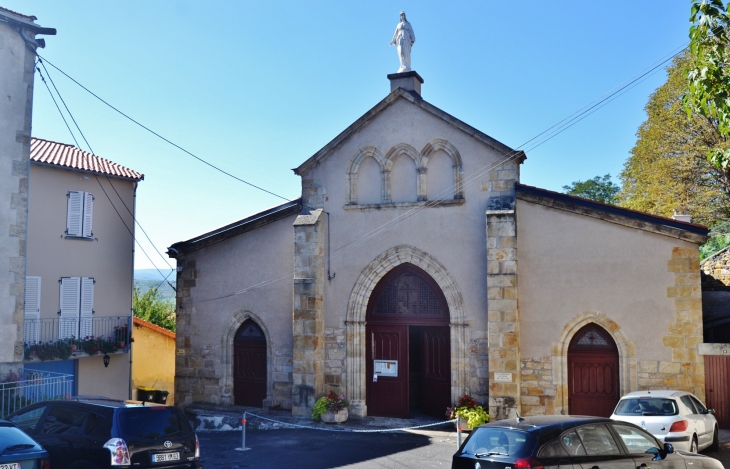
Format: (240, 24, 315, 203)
(23, 315, 132, 362)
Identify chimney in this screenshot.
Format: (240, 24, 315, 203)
(387, 71, 423, 97)
(672, 209, 691, 223)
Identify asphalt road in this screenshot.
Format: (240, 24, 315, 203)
(198, 428, 459, 469)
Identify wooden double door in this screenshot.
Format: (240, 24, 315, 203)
(233, 319, 267, 407)
(366, 264, 451, 418)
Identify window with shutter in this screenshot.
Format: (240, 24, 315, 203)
(59, 276, 95, 340)
(24, 276, 41, 344)
(66, 191, 94, 238)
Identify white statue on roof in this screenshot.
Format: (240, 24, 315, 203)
(390, 11, 415, 73)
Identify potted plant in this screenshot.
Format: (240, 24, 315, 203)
(446, 394, 489, 431)
(311, 391, 349, 423)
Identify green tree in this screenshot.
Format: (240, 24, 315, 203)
(563, 174, 620, 204)
(133, 286, 176, 332)
(617, 52, 730, 226)
(685, 0, 730, 181)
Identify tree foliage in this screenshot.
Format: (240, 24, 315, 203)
(563, 174, 620, 204)
(617, 53, 730, 226)
(133, 286, 176, 332)
(685, 0, 730, 175)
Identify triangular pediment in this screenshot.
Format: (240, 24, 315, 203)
(293, 88, 524, 176)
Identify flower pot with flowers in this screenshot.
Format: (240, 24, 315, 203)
(312, 391, 349, 423)
(446, 394, 489, 431)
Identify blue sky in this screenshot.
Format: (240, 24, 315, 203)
(5, 1, 691, 271)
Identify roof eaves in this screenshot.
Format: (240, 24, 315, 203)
(293, 88, 522, 176)
(168, 198, 303, 257)
(515, 184, 709, 243)
(0, 8, 56, 35)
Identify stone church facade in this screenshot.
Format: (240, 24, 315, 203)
(168, 72, 708, 420)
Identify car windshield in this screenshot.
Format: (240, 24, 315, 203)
(461, 427, 536, 458)
(614, 398, 678, 416)
(118, 407, 191, 441)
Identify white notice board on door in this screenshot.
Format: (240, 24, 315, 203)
(373, 360, 398, 377)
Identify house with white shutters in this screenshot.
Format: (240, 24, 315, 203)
(22, 137, 143, 399)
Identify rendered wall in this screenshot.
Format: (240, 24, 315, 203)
(0, 14, 35, 370)
(132, 318, 175, 404)
(516, 198, 705, 416)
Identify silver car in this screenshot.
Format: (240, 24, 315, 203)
(610, 390, 719, 453)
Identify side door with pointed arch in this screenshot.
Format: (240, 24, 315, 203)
(568, 324, 620, 417)
(234, 320, 267, 407)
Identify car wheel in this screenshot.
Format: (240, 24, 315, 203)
(709, 426, 720, 453)
(690, 435, 698, 453)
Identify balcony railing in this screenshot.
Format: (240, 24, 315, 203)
(23, 315, 132, 362)
(0, 368, 73, 417)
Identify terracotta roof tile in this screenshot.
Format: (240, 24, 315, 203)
(30, 138, 144, 181)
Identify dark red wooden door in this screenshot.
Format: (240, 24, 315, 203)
(234, 319, 267, 407)
(367, 324, 409, 418)
(705, 355, 730, 428)
(421, 327, 451, 418)
(568, 324, 619, 417)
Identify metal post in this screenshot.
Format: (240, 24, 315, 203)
(456, 415, 462, 449)
(235, 411, 251, 451)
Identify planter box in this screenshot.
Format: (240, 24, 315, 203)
(320, 408, 348, 424)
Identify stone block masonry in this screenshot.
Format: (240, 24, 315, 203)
(292, 209, 326, 417)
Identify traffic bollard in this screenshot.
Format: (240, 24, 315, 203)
(456, 415, 462, 449)
(235, 411, 251, 451)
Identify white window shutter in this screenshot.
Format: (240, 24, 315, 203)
(66, 191, 83, 237)
(24, 276, 41, 344)
(82, 192, 93, 238)
(79, 277, 94, 339)
(59, 277, 81, 340)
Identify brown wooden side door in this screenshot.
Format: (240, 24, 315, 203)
(233, 320, 267, 407)
(705, 355, 730, 428)
(421, 326, 451, 418)
(366, 324, 409, 418)
(568, 325, 619, 417)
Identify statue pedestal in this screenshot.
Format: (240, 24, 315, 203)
(387, 71, 423, 96)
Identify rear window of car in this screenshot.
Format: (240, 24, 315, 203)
(613, 398, 678, 416)
(461, 427, 536, 458)
(118, 407, 192, 441)
(0, 424, 42, 452)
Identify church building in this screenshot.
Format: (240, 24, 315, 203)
(168, 67, 708, 420)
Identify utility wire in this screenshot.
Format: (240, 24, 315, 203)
(37, 54, 294, 204)
(32, 41, 687, 304)
(35, 61, 175, 291)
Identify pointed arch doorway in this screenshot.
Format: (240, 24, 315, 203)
(233, 319, 267, 407)
(366, 263, 451, 418)
(568, 324, 620, 417)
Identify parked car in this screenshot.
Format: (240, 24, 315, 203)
(6, 397, 201, 468)
(0, 419, 50, 469)
(452, 415, 723, 469)
(610, 390, 719, 453)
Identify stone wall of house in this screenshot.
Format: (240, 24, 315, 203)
(271, 346, 293, 409)
(702, 247, 730, 287)
(174, 258, 204, 407)
(324, 327, 345, 395)
(520, 357, 555, 416)
(467, 329, 489, 405)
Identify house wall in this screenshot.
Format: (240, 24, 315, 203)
(132, 318, 175, 404)
(0, 14, 36, 371)
(174, 213, 297, 408)
(26, 164, 136, 398)
(516, 199, 705, 416)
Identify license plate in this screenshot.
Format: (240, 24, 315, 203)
(0, 464, 20, 469)
(152, 452, 180, 462)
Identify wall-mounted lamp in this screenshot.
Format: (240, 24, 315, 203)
(103, 354, 110, 368)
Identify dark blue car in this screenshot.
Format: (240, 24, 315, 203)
(0, 419, 49, 469)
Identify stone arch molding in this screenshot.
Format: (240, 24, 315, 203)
(220, 310, 274, 406)
(551, 312, 636, 415)
(345, 245, 468, 417)
(345, 139, 464, 205)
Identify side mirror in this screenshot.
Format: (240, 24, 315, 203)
(664, 443, 675, 454)
(707, 408, 715, 415)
